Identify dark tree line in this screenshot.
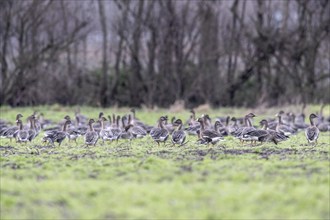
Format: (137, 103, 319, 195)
(0, 0, 329, 107)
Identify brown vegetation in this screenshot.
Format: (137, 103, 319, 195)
(0, 0, 329, 107)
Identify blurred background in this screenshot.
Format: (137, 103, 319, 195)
(0, 0, 329, 108)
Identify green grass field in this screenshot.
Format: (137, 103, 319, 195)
(1, 105, 329, 219)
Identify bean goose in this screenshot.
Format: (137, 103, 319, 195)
(150, 116, 169, 146)
(85, 119, 99, 146)
(171, 119, 186, 146)
(305, 113, 320, 145)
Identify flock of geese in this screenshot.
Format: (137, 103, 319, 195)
(0, 107, 329, 148)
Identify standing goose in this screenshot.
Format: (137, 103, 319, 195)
(305, 113, 320, 145)
(276, 112, 296, 136)
(109, 115, 122, 141)
(43, 118, 71, 146)
(171, 119, 186, 146)
(289, 113, 308, 131)
(259, 119, 288, 143)
(184, 112, 200, 136)
(85, 119, 99, 146)
(1, 114, 23, 141)
(150, 116, 169, 146)
(27, 115, 38, 142)
(316, 105, 329, 132)
(235, 113, 256, 143)
(125, 114, 147, 139)
(98, 117, 112, 144)
(128, 124, 147, 139)
(15, 119, 29, 143)
(242, 119, 283, 145)
(130, 108, 152, 132)
(197, 118, 223, 145)
(228, 117, 239, 135)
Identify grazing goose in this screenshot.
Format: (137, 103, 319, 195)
(305, 113, 320, 145)
(15, 119, 29, 143)
(43, 119, 71, 146)
(171, 119, 186, 146)
(1, 114, 23, 141)
(150, 116, 169, 146)
(98, 117, 112, 144)
(197, 118, 223, 145)
(85, 119, 99, 146)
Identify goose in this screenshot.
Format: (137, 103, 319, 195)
(171, 119, 186, 146)
(119, 115, 133, 140)
(85, 119, 99, 146)
(125, 114, 147, 138)
(37, 113, 53, 129)
(1, 114, 23, 141)
(202, 114, 212, 129)
(43, 118, 71, 146)
(242, 120, 281, 145)
(197, 118, 223, 145)
(130, 108, 152, 131)
(289, 113, 308, 131)
(305, 113, 320, 145)
(15, 119, 29, 143)
(228, 117, 239, 135)
(316, 105, 329, 132)
(150, 116, 169, 146)
(275, 112, 296, 136)
(196, 130, 208, 145)
(234, 113, 256, 142)
(216, 118, 230, 136)
(27, 115, 38, 142)
(259, 119, 288, 143)
(108, 115, 122, 142)
(127, 124, 147, 139)
(98, 117, 112, 144)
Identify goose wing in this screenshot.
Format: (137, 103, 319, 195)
(172, 130, 186, 144)
(85, 131, 98, 144)
(131, 126, 147, 138)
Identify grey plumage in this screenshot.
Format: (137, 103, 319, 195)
(150, 116, 169, 145)
(305, 114, 320, 144)
(85, 119, 99, 146)
(171, 119, 186, 145)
